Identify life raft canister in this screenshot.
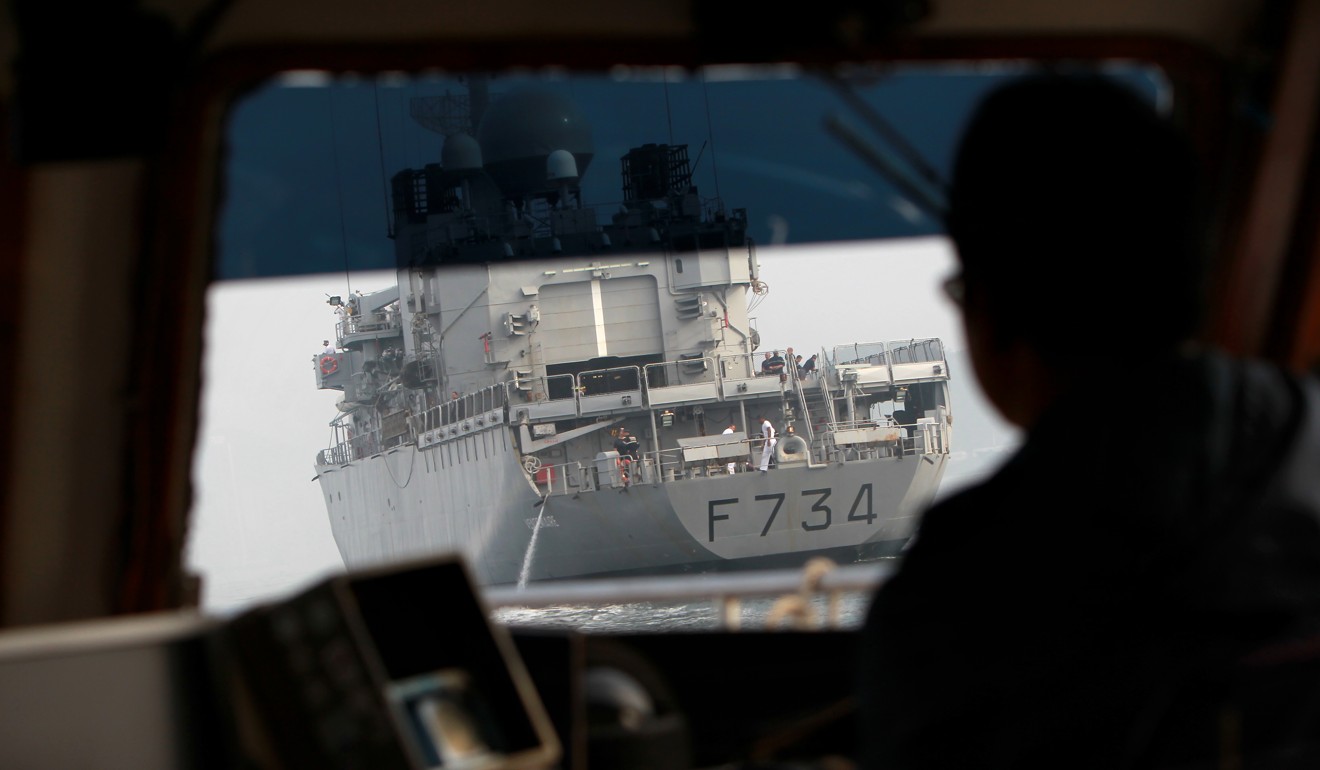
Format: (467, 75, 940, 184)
(319, 355, 339, 375)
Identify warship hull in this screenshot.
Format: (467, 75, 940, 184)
(311, 81, 954, 586)
(316, 420, 946, 585)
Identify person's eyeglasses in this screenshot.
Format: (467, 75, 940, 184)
(942, 274, 965, 306)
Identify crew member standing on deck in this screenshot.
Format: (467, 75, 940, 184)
(758, 416, 776, 474)
(322, 340, 335, 355)
(621, 430, 640, 462)
(613, 429, 636, 486)
(723, 423, 738, 474)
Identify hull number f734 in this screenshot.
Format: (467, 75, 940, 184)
(706, 484, 876, 541)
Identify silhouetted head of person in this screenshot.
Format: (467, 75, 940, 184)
(946, 73, 1206, 425)
(948, 74, 1205, 360)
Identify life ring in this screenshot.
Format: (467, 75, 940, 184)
(319, 355, 339, 375)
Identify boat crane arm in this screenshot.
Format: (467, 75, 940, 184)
(437, 285, 489, 341)
(518, 417, 623, 453)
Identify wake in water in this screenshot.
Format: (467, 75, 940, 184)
(492, 591, 874, 633)
(517, 496, 548, 589)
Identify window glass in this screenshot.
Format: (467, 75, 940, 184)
(188, 63, 1164, 621)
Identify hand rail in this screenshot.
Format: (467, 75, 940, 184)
(415, 384, 506, 431)
(576, 365, 643, 396)
(787, 356, 817, 446)
(317, 427, 386, 465)
(328, 340, 946, 466)
(506, 372, 578, 405)
(815, 346, 840, 431)
(832, 342, 889, 366)
(887, 337, 945, 364)
(642, 357, 717, 389)
(529, 460, 593, 496)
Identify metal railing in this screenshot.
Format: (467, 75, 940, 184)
(718, 352, 787, 400)
(666, 437, 777, 478)
(634, 447, 685, 483)
(888, 338, 944, 364)
(529, 460, 595, 496)
(413, 384, 507, 436)
(717, 352, 762, 381)
(317, 427, 385, 465)
(832, 342, 889, 367)
(906, 416, 950, 456)
(644, 358, 720, 406)
(815, 348, 841, 427)
(577, 365, 644, 415)
(505, 373, 578, 421)
(319, 342, 947, 467)
(335, 312, 404, 341)
(534, 448, 682, 497)
(509, 371, 575, 401)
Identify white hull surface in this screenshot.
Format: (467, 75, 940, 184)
(316, 423, 946, 585)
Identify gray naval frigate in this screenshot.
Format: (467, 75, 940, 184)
(311, 82, 951, 586)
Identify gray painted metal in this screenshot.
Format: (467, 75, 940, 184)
(316, 420, 944, 585)
(313, 85, 952, 586)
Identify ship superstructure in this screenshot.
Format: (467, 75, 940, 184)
(311, 82, 951, 585)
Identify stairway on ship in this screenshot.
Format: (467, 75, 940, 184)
(788, 373, 839, 462)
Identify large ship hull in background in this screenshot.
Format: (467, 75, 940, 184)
(314, 329, 952, 585)
(316, 418, 947, 584)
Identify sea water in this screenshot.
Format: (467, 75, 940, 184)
(493, 585, 875, 633)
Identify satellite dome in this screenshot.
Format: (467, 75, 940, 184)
(477, 87, 594, 199)
(441, 132, 483, 170)
(546, 149, 579, 181)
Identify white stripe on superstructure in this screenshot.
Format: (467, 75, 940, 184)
(591, 278, 608, 356)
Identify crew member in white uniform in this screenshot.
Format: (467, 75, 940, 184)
(758, 416, 776, 473)
(723, 423, 737, 474)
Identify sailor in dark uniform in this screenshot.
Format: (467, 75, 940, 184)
(613, 429, 639, 485)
